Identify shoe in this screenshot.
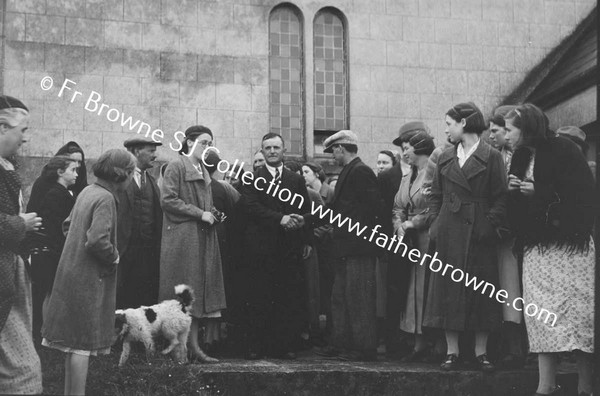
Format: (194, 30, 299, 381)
(533, 384, 563, 395)
(475, 354, 495, 372)
(400, 348, 429, 363)
(440, 353, 460, 371)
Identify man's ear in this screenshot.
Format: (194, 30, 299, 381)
(460, 118, 467, 128)
(0, 123, 8, 134)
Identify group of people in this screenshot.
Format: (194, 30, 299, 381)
(0, 94, 596, 396)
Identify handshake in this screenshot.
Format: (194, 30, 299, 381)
(280, 213, 305, 231)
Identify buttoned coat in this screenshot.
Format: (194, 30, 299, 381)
(423, 141, 507, 331)
(42, 180, 120, 350)
(159, 156, 225, 318)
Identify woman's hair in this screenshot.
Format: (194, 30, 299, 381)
(92, 149, 136, 182)
(504, 103, 553, 148)
(284, 160, 302, 174)
(409, 131, 435, 156)
(0, 96, 29, 128)
(303, 162, 326, 182)
(41, 156, 77, 183)
(55, 141, 88, 195)
(446, 102, 487, 135)
(378, 150, 397, 166)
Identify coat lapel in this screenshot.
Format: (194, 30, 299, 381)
(439, 149, 472, 192)
(331, 157, 360, 204)
(461, 141, 491, 181)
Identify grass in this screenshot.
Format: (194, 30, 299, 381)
(38, 345, 223, 396)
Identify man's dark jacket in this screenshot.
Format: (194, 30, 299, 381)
(329, 157, 382, 258)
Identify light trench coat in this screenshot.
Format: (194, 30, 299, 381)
(159, 156, 226, 318)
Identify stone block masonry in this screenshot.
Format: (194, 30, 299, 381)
(0, 0, 596, 181)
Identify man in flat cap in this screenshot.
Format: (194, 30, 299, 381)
(116, 137, 163, 309)
(320, 130, 382, 360)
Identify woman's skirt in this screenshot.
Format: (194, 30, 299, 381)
(523, 238, 595, 353)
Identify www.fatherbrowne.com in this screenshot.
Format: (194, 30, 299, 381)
(309, 201, 558, 327)
(200, 148, 558, 328)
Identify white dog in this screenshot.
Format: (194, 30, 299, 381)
(114, 284, 193, 367)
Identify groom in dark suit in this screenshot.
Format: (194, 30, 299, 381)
(238, 132, 312, 359)
(116, 137, 163, 309)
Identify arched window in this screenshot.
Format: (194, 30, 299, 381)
(314, 8, 347, 151)
(269, 5, 304, 155)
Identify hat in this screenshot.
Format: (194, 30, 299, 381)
(556, 126, 586, 142)
(323, 130, 358, 153)
(123, 136, 163, 149)
(184, 125, 213, 140)
(393, 121, 430, 146)
(0, 95, 28, 111)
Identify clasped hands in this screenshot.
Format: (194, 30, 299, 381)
(280, 213, 305, 231)
(508, 174, 535, 197)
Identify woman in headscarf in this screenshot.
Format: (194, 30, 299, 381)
(0, 95, 43, 395)
(392, 130, 435, 362)
(42, 149, 135, 396)
(505, 104, 595, 396)
(159, 125, 225, 363)
(423, 102, 507, 372)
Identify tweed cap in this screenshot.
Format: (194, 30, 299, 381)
(323, 130, 359, 153)
(123, 136, 163, 149)
(393, 121, 430, 146)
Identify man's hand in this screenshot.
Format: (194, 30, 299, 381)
(508, 174, 521, 191)
(519, 180, 535, 197)
(280, 215, 299, 230)
(20, 212, 42, 232)
(289, 213, 305, 228)
(302, 244, 312, 259)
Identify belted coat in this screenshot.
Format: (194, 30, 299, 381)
(423, 140, 507, 331)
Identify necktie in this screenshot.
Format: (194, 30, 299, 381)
(140, 171, 146, 189)
(274, 167, 280, 181)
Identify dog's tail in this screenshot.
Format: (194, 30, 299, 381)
(174, 284, 194, 313)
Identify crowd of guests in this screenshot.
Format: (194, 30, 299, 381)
(0, 94, 596, 396)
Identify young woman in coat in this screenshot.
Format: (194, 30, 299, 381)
(505, 104, 595, 396)
(29, 156, 78, 343)
(423, 102, 507, 372)
(392, 130, 435, 362)
(42, 149, 135, 396)
(159, 125, 225, 363)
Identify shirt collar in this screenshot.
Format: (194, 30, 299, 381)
(265, 163, 283, 177)
(457, 138, 480, 160)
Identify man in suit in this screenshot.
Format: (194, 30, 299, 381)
(321, 130, 382, 361)
(238, 132, 312, 360)
(116, 137, 163, 309)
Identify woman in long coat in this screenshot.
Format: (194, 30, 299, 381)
(0, 96, 43, 395)
(505, 104, 595, 396)
(423, 102, 507, 372)
(392, 130, 435, 361)
(42, 149, 135, 396)
(159, 125, 225, 363)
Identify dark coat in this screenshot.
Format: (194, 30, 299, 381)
(116, 171, 162, 255)
(0, 162, 26, 331)
(42, 180, 120, 350)
(377, 163, 404, 236)
(38, 183, 75, 254)
(423, 140, 507, 331)
(159, 156, 225, 317)
(329, 157, 382, 258)
(239, 166, 312, 257)
(508, 136, 596, 253)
